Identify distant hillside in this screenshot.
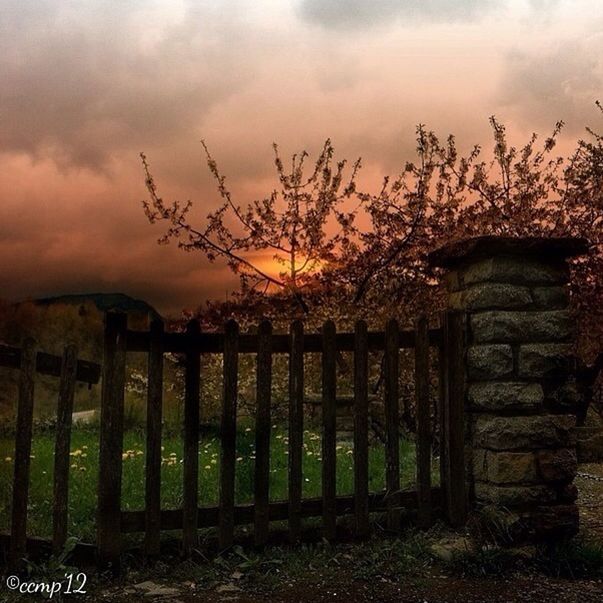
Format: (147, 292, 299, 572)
(34, 292, 162, 320)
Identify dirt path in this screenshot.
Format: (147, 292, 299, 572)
(91, 571, 603, 603)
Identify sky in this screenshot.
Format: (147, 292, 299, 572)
(0, 0, 601, 315)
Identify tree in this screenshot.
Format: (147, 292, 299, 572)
(142, 108, 603, 360)
(141, 140, 361, 314)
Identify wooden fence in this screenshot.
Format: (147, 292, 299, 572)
(1, 311, 466, 571)
(97, 311, 466, 568)
(0, 342, 101, 569)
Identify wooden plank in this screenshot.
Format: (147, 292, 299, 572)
(288, 320, 304, 543)
(182, 319, 200, 556)
(97, 312, 127, 571)
(219, 319, 239, 549)
(52, 344, 78, 555)
(321, 320, 337, 541)
(9, 338, 36, 570)
(438, 311, 449, 522)
(446, 311, 467, 526)
(354, 320, 370, 538)
(415, 316, 432, 528)
(125, 328, 442, 355)
(254, 320, 272, 546)
(384, 318, 400, 533)
(145, 319, 164, 558)
(120, 487, 443, 532)
(0, 343, 100, 384)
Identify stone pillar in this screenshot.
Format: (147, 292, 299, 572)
(429, 236, 588, 541)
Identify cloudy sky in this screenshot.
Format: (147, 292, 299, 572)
(1, 0, 601, 315)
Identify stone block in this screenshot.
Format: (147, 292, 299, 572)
(471, 310, 572, 343)
(444, 270, 461, 292)
(460, 257, 569, 287)
(473, 415, 575, 451)
(429, 537, 472, 562)
(520, 504, 579, 540)
(475, 483, 557, 506)
(468, 382, 543, 411)
(449, 284, 532, 311)
(475, 450, 539, 484)
(518, 344, 574, 378)
(467, 345, 514, 380)
(536, 448, 577, 483)
(531, 286, 568, 309)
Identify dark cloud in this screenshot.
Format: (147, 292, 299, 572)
(0, 0, 258, 171)
(498, 33, 603, 133)
(297, 0, 497, 30)
(0, 189, 239, 315)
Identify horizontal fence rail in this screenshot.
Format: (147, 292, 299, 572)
(119, 488, 443, 533)
(123, 328, 442, 354)
(0, 343, 101, 384)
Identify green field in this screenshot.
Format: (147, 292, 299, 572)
(0, 425, 428, 544)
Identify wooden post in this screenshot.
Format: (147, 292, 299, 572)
(354, 320, 369, 538)
(414, 316, 432, 528)
(145, 319, 164, 558)
(254, 320, 272, 546)
(182, 319, 200, 556)
(322, 320, 337, 541)
(288, 321, 304, 543)
(384, 318, 400, 533)
(446, 311, 467, 526)
(219, 320, 239, 549)
(97, 312, 127, 571)
(52, 344, 78, 555)
(438, 311, 449, 519)
(9, 338, 36, 569)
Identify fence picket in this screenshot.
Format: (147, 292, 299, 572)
(353, 320, 369, 538)
(183, 319, 201, 556)
(438, 311, 449, 518)
(97, 312, 127, 570)
(52, 344, 78, 555)
(384, 318, 400, 533)
(322, 320, 337, 541)
(288, 321, 304, 543)
(9, 337, 36, 569)
(220, 320, 239, 549)
(446, 311, 467, 526)
(254, 320, 272, 546)
(145, 319, 164, 558)
(415, 316, 432, 528)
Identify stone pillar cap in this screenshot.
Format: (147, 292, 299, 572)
(428, 235, 588, 268)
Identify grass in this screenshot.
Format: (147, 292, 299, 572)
(0, 422, 427, 543)
(440, 534, 603, 579)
